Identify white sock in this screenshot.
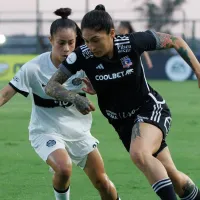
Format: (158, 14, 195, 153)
(54, 187, 70, 200)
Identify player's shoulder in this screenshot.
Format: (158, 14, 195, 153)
(78, 44, 94, 59)
(114, 34, 132, 53)
(21, 52, 50, 73)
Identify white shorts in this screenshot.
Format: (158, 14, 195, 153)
(30, 133, 99, 169)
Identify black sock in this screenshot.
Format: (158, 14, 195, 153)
(53, 186, 70, 193)
(152, 178, 177, 200)
(181, 186, 200, 200)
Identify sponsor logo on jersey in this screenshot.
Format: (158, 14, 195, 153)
(13, 76, 20, 82)
(80, 45, 94, 59)
(106, 107, 140, 120)
(117, 44, 132, 53)
(95, 69, 134, 81)
(120, 56, 133, 68)
(66, 52, 77, 64)
(96, 64, 104, 70)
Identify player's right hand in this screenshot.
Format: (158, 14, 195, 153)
(74, 94, 95, 115)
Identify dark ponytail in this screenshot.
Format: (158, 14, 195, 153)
(81, 4, 114, 34)
(95, 4, 106, 11)
(50, 8, 84, 47)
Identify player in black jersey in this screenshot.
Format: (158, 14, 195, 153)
(117, 21, 153, 69)
(45, 4, 200, 200)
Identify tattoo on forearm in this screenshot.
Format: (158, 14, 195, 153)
(177, 47, 195, 71)
(131, 123, 141, 141)
(182, 181, 195, 197)
(154, 32, 178, 49)
(45, 69, 76, 103)
(45, 69, 91, 113)
(74, 95, 91, 113)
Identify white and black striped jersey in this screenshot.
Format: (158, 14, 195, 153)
(61, 30, 165, 125)
(9, 52, 92, 140)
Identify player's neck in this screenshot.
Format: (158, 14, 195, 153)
(50, 53, 60, 68)
(107, 44, 114, 59)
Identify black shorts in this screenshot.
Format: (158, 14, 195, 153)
(112, 92, 172, 157)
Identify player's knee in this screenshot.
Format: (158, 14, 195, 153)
(54, 162, 72, 179)
(130, 150, 149, 168)
(93, 173, 111, 191)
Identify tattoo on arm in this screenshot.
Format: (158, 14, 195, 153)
(176, 47, 195, 71)
(45, 68, 76, 103)
(153, 32, 178, 49)
(131, 123, 141, 141)
(182, 181, 195, 197)
(153, 32, 195, 71)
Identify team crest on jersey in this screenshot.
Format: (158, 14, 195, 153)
(72, 78, 82, 86)
(120, 56, 133, 68)
(46, 140, 56, 147)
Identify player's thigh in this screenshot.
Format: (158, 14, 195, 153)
(30, 134, 72, 171)
(130, 122, 163, 155)
(84, 148, 105, 176)
(65, 134, 99, 170)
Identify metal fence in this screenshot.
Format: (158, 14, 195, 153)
(0, 10, 200, 54)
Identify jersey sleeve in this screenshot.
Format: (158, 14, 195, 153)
(60, 48, 83, 75)
(129, 30, 157, 54)
(9, 63, 34, 97)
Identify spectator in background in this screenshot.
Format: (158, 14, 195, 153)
(118, 21, 153, 69)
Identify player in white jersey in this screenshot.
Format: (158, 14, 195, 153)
(0, 8, 121, 200)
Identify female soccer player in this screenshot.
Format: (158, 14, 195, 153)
(45, 4, 200, 200)
(118, 21, 153, 69)
(0, 8, 121, 200)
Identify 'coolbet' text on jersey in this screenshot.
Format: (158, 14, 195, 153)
(9, 52, 92, 141)
(60, 30, 172, 153)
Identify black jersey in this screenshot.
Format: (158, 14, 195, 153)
(61, 30, 163, 125)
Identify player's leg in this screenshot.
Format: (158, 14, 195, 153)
(66, 135, 120, 200)
(157, 147, 200, 200)
(129, 122, 177, 200)
(84, 148, 121, 200)
(31, 134, 72, 200)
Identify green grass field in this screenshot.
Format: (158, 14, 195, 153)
(1, 80, 200, 200)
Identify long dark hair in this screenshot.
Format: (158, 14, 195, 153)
(50, 8, 84, 47)
(81, 4, 114, 34)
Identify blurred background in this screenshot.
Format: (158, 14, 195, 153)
(0, 0, 200, 81)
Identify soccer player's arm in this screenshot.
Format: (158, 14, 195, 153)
(0, 85, 17, 106)
(131, 30, 200, 86)
(45, 50, 95, 114)
(150, 30, 200, 76)
(45, 51, 82, 103)
(0, 63, 33, 107)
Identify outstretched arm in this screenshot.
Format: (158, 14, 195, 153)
(0, 85, 17, 107)
(152, 31, 200, 87)
(45, 68, 95, 115)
